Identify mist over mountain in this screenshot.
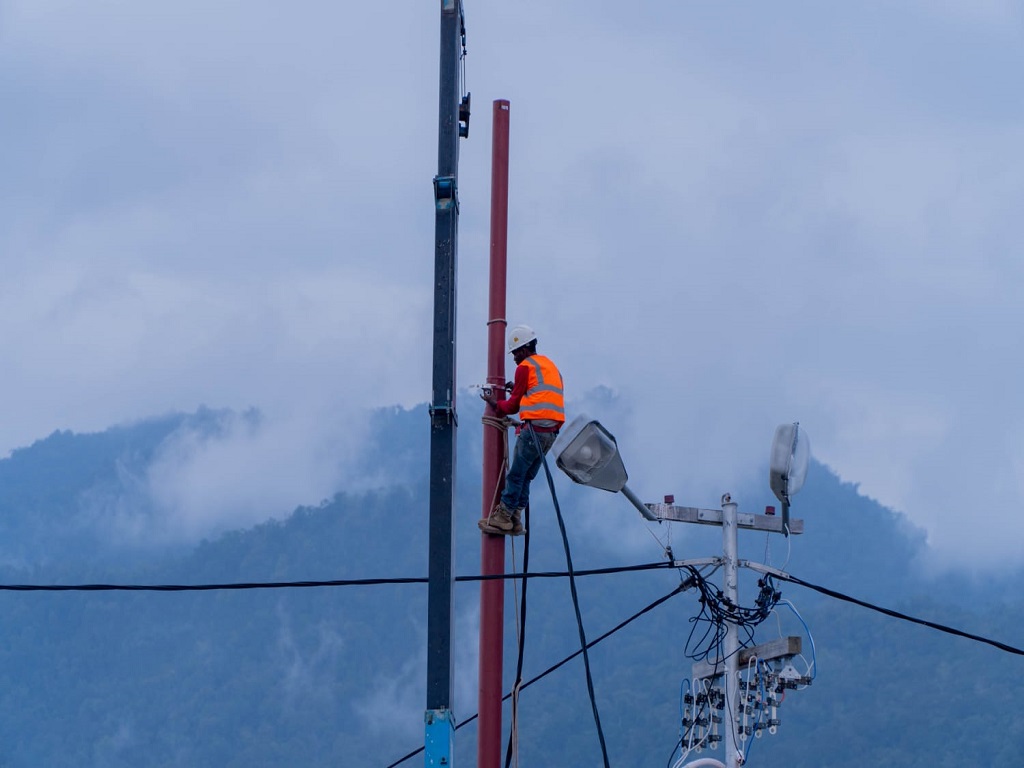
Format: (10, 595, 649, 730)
(0, 396, 1020, 766)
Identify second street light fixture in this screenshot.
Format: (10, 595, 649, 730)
(769, 422, 810, 535)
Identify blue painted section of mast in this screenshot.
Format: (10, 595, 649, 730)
(425, 0, 466, 765)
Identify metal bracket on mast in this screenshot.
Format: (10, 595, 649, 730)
(647, 502, 804, 535)
(424, 708, 455, 766)
(434, 175, 459, 212)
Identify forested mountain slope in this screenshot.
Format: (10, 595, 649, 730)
(0, 401, 1019, 766)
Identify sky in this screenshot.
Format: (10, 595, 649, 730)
(2, 1, 1023, 569)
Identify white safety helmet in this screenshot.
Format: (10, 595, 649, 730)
(506, 324, 537, 354)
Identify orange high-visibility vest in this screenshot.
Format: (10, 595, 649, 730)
(518, 354, 565, 423)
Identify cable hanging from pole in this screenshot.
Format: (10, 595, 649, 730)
(531, 425, 611, 768)
(504, 500, 530, 768)
(384, 581, 692, 768)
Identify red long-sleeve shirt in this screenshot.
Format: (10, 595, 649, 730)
(494, 363, 530, 417)
(493, 361, 561, 432)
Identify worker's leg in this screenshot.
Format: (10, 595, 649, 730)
(500, 432, 536, 511)
(503, 428, 557, 511)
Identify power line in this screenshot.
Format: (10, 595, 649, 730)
(534, 429, 611, 768)
(0, 561, 674, 593)
(384, 581, 692, 768)
(6, 564, 1021, 664)
(778, 571, 1024, 656)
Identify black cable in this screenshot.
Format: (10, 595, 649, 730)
(681, 566, 779, 663)
(503, 501, 530, 768)
(0, 577, 429, 592)
(665, 736, 683, 768)
(779, 572, 1024, 656)
(384, 581, 690, 768)
(0, 562, 674, 593)
(531, 426, 611, 768)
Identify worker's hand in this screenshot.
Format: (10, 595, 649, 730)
(504, 381, 514, 392)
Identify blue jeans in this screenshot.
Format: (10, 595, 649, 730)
(501, 425, 558, 511)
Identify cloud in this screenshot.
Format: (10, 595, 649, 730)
(276, 602, 347, 710)
(2, 0, 1024, 570)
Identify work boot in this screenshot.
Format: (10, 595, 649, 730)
(478, 518, 509, 535)
(478, 502, 514, 534)
(509, 508, 525, 536)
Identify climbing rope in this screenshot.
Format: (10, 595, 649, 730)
(480, 413, 514, 517)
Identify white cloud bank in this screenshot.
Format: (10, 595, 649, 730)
(1, 1, 1023, 568)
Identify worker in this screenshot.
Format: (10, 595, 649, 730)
(479, 324, 565, 536)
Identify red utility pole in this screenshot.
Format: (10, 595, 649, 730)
(478, 98, 511, 768)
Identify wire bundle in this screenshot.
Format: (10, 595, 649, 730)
(683, 567, 781, 663)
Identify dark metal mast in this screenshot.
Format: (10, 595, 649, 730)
(425, 0, 468, 764)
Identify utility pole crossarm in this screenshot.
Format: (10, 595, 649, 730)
(647, 503, 804, 535)
(691, 636, 803, 682)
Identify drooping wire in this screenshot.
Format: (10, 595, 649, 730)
(776, 599, 816, 680)
(777, 572, 1024, 656)
(0, 562, 676, 593)
(383, 582, 691, 768)
(670, 676, 718, 768)
(672, 565, 781, 765)
(682, 566, 781, 663)
(665, 678, 691, 768)
(739, 657, 767, 765)
(504, 500, 531, 768)
(531, 425, 611, 768)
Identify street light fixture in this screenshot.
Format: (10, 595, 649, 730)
(551, 415, 657, 521)
(554, 415, 813, 766)
(769, 422, 810, 534)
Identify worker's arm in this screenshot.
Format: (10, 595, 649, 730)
(490, 364, 529, 416)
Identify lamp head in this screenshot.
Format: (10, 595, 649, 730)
(552, 415, 628, 493)
(769, 422, 810, 505)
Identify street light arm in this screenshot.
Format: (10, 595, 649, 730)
(621, 485, 658, 521)
(740, 560, 793, 580)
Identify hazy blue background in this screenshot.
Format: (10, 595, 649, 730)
(0, 404, 1020, 766)
(2, 1, 1023, 568)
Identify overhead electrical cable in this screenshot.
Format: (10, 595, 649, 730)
(0, 561, 675, 593)
(532, 427, 610, 768)
(777, 572, 1024, 656)
(383, 581, 691, 768)
(2, 562, 1020, 663)
(504, 501, 531, 768)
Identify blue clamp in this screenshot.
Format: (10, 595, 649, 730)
(433, 175, 458, 212)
